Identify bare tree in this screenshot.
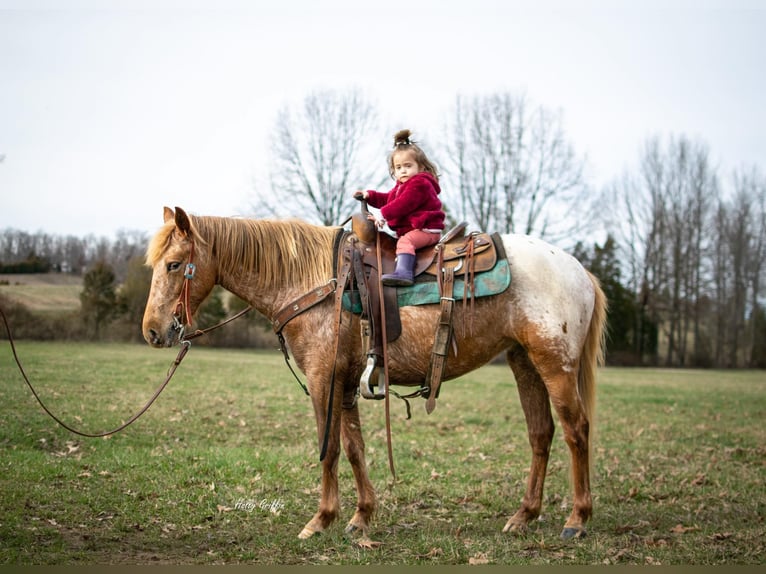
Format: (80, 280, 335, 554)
(711, 199, 731, 366)
(610, 135, 718, 366)
(256, 89, 383, 226)
(444, 92, 588, 240)
(714, 167, 766, 367)
(722, 189, 751, 367)
(739, 167, 766, 366)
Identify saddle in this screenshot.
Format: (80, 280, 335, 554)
(341, 203, 502, 412)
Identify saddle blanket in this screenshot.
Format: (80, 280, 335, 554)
(342, 258, 511, 313)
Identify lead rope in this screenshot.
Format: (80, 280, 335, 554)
(1, 304, 190, 438)
(1, 304, 253, 438)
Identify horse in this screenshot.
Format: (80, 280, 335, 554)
(142, 206, 607, 540)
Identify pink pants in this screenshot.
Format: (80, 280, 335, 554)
(396, 229, 441, 255)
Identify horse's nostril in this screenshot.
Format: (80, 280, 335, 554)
(148, 329, 159, 344)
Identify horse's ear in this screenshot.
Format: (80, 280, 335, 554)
(174, 206, 192, 235)
(163, 206, 174, 223)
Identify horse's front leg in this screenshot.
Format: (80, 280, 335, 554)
(299, 371, 344, 539)
(340, 388, 375, 536)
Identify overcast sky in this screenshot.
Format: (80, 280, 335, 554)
(1, 0, 764, 238)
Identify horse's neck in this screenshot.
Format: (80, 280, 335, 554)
(217, 267, 309, 320)
(212, 227, 335, 319)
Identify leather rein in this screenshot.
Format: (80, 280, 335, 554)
(2, 239, 251, 438)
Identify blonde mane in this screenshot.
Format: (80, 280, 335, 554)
(146, 215, 340, 290)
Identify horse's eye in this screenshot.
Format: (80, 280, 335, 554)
(167, 262, 182, 272)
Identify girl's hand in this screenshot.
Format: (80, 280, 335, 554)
(353, 190, 369, 200)
(366, 213, 385, 228)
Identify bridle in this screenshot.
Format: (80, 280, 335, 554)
(171, 239, 198, 340)
(169, 238, 252, 342)
(3, 236, 251, 438)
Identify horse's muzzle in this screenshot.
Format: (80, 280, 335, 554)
(145, 318, 184, 348)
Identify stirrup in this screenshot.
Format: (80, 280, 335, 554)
(360, 355, 386, 400)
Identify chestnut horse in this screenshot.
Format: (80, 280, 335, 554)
(142, 206, 607, 540)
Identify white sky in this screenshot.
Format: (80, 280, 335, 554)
(1, 0, 764, 238)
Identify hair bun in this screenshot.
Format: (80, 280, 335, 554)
(393, 129, 413, 147)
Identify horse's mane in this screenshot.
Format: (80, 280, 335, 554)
(147, 215, 340, 291)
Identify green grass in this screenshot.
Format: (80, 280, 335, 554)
(1, 342, 764, 565)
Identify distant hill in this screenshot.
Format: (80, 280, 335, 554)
(0, 273, 82, 313)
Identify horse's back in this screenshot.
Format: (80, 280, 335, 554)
(502, 234, 596, 361)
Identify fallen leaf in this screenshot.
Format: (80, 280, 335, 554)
(469, 553, 490, 565)
(709, 532, 733, 541)
(417, 547, 443, 559)
(354, 536, 383, 550)
(670, 524, 699, 534)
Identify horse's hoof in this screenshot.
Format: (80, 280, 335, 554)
(298, 526, 321, 539)
(560, 527, 587, 540)
(502, 521, 528, 535)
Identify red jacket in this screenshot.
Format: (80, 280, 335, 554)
(365, 172, 445, 236)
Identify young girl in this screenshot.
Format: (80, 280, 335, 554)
(354, 129, 445, 286)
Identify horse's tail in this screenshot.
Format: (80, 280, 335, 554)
(579, 271, 608, 428)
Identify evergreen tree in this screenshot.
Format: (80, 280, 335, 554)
(80, 261, 117, 340)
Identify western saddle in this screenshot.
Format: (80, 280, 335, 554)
(341, 201, 499, 413)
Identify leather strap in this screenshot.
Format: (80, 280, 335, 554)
(319, 245, 355, 461)
(376, 231, 396, 478)
(425, 254, 457, 414)
(271, 279, 337, 333)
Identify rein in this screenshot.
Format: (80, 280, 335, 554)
(1, 305, 191, 438)
(1, 239, 251, 438)
(376, 230, 396, 478)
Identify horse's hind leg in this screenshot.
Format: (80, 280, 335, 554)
(527, 350, 592, 539)
(340, 398, 376, 535)
(544, 369, 592, 539)
(503, 344, 555, 534)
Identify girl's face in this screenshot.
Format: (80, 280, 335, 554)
(392, 150, 422, 184)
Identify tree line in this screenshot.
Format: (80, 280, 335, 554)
(0, 228, 148, 280)
(2, 88, 764, 368)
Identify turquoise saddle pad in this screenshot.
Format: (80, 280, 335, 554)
(342, 258, 511, 312)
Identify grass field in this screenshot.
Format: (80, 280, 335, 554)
(0, 341, 764, 565)
(0, 274, 82, 313)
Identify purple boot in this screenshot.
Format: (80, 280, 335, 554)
(381, 253, 415, 286)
